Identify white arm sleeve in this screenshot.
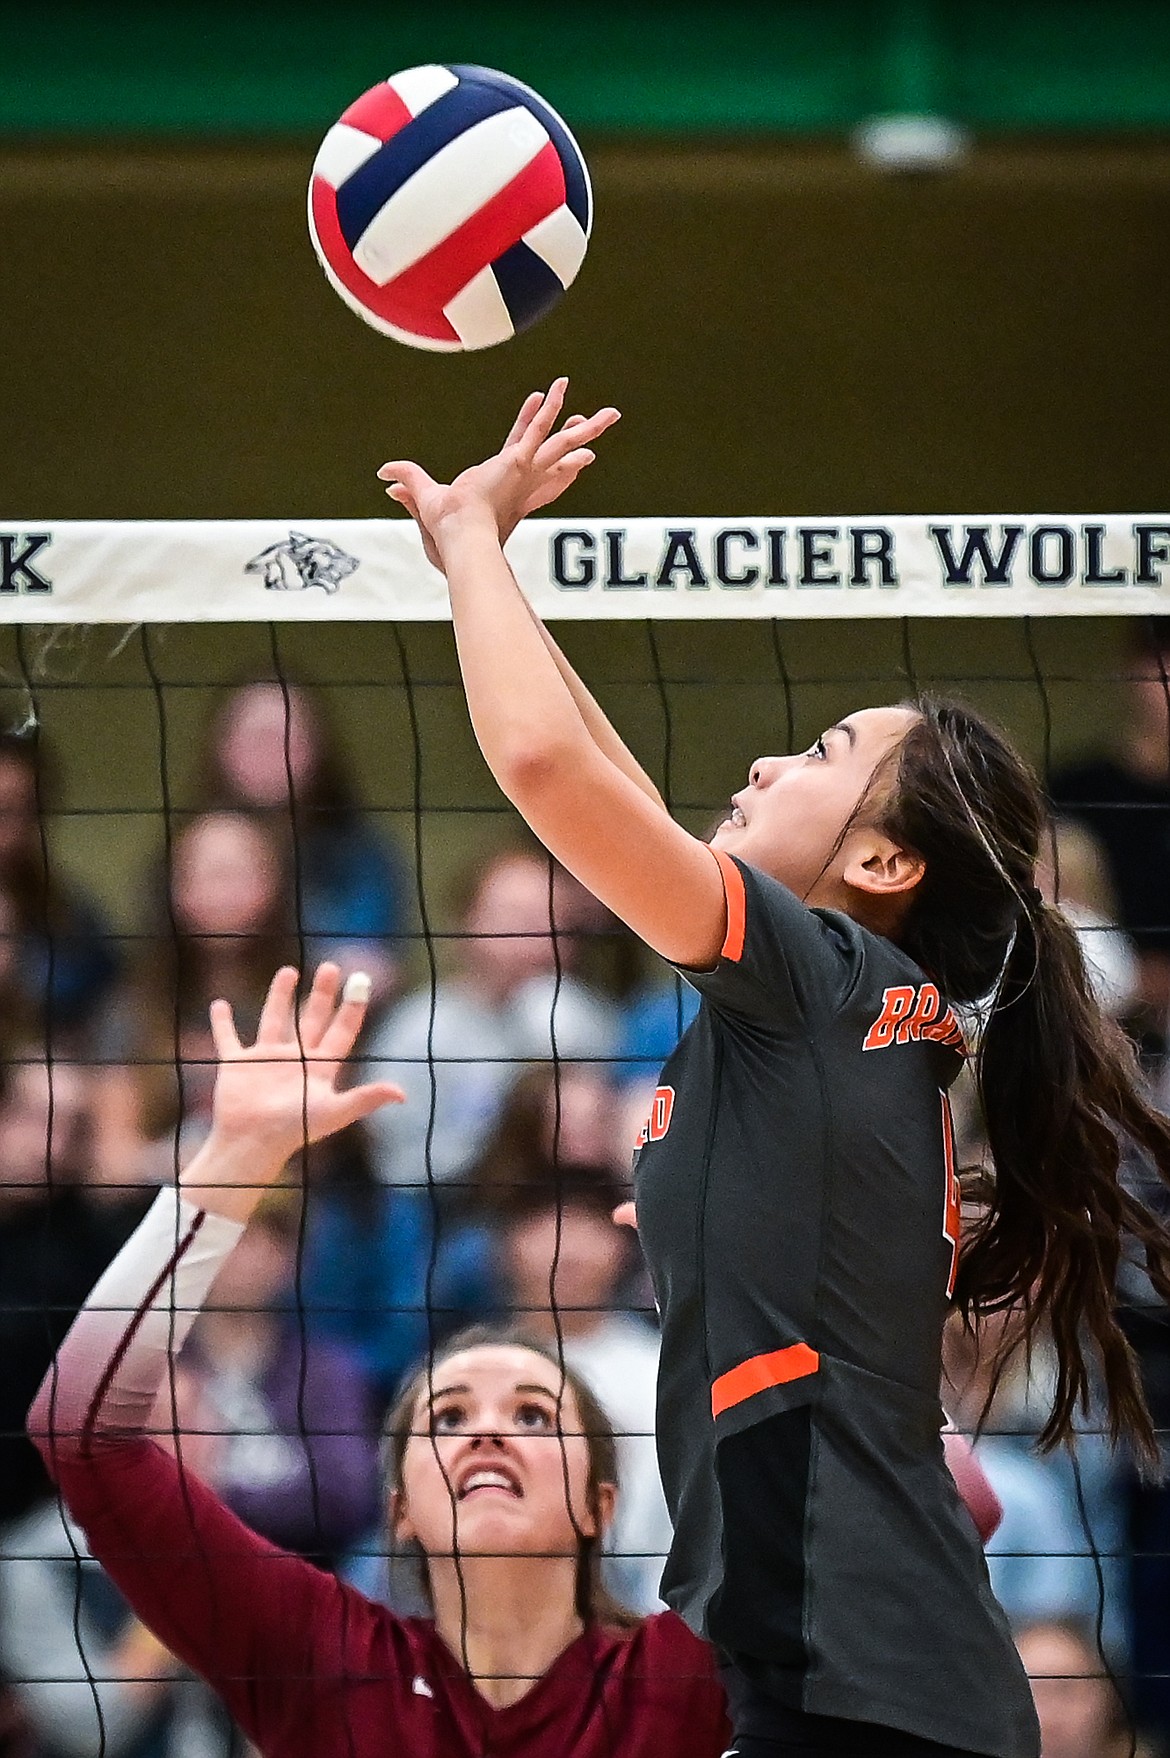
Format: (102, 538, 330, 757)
(31, 1188, 244, 1453)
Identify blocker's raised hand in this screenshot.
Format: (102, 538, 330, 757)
(377, 377, 620, 566)
(203, 962, 403, 1176)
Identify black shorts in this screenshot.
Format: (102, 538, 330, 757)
(720, 1664, 989, 1757)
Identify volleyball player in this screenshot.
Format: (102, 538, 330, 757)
(378, 380, 1170, 1758)
(29, 963, 734, 1756)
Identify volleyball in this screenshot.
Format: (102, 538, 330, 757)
(307, 64, 592, 352)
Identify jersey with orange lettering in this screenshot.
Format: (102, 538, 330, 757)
(632, 851, 1039, 1758)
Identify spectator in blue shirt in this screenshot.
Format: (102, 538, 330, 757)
(299, 1129, 496, 1407)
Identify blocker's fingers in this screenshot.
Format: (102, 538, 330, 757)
(255, 966, 300, 1044)
(331, 1081, 407, 1132)
(298, 963, 343, 1051)
(503, 390, 545, 449)
(209, 997, 242, 1059)
(612, 1201, 639, 1231)
(315, 969, 376, 1061)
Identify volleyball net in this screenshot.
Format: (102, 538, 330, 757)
(0, 511, 1167, 1740)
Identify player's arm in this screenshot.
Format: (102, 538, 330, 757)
(529, 605, 666, 809)
(385, 389, 666, 811)
(26, 966, 403, 1735)
(379, 381, 727, 968)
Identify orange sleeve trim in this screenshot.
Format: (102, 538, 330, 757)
(710, 847, 747, 963)
(711, 1342, 820, 1419)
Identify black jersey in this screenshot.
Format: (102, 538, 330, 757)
(633, 851, 1039, 1758)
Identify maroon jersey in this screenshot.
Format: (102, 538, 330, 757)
(28, 1192, 731, 1758)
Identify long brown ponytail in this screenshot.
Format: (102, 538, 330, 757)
(882, 697, 1170, 1468)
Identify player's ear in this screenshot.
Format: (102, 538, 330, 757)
(390, 1487, 415, 1543)
(591, 1479, 617, 1539)
(842, 830, 925, 900)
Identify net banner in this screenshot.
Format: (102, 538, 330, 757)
(1, 515, 1169, 621)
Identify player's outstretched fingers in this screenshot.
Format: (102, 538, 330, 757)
(255, 966, 300, 1045)
(521, 378, 569, 457)
(377, 460, 437, 495)
(330, 1080, 406, 1132)
(503, 390, 546, 449)
(532, 411, 588, 465)
(559, 447, 596, 477)
(315, 969, 375, 1062)
(298, 963, 343, 1051)
(209, 997, 242, 1059)
(538, 407, 620, 472)
(612, 1201, 639, 1231)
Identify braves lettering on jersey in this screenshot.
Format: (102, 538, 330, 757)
(633, 851, 1039, 1758)
(862, 981, 966, 1051)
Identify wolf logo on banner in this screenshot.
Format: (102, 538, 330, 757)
(246, 532, 359, 594)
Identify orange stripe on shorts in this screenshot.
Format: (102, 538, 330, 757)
(710, 1342, 820, 1418)
(711, 847, 746, 962)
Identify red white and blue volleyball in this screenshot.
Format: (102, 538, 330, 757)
(308, 64, 592, 351)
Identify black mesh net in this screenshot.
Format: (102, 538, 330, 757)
(0, 612, 1165, 1758)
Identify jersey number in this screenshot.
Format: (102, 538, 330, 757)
(940, 1091, 961, 1299)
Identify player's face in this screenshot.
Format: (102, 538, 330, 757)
(394, 1346, 608, 1564)
(710, 704, 918, 901)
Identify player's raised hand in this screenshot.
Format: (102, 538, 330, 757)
(181, 964, 403, 1220)
(377, 377, 620, 563)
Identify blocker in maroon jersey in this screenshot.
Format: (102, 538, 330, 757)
(29, 1182, 730, 1758)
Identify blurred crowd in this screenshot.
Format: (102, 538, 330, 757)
(0, 642, 1168, 1757)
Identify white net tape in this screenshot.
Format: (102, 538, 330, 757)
(1, 515, 1168, 621)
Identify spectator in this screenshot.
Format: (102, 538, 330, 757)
(299, 1128, 495, 1407)
(1037, 819, 1139, 1020)
(0, 729, 118, 1039)
(0, 1051, 143, 1526)
(188, 1195, 381, 1563)
(942, 1309, 1129, 1660)
(0, 1361, 233, 1758)
(92, 810, 292, 1184)
(613, 973, 700, 1089)
(496, 1164, 672, 1614)
(1015, 1620, 1134, 1758)
(199, 678, 408, 1007)
(0, 878, 41, 1056)
(550, 873, 645, 1002)
(465, 1061, 629, 1216)
(1051, 617, 1170, 1039)
(463, 1060, 657, 1328)
(363, 849, 618, 1193)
